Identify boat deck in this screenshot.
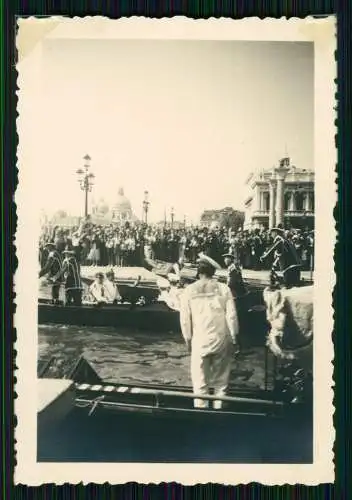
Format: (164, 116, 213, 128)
(37, 377, 312, 463)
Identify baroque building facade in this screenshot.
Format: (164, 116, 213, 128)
(244, 157, 314, 230)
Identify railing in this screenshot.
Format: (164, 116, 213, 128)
(252, 210, 314, 217)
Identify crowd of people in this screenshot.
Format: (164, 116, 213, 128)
(39, 219, 315, 271)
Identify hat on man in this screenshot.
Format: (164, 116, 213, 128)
(222, 253, 235, 260)
(197, 253, 222, 271)
(95, 272, 104, 279)
(45, 242, 55, 248)
(271, 227, 285, 234)
(106, 269, 115, 278)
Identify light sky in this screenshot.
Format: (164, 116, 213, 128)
(22, 38, 313, 223)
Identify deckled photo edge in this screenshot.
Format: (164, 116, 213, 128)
(13, 15, 336, 486)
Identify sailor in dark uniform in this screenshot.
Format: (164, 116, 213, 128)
(60, 250, 83, 306)
(222, 253, 247, 299)
(260, 227, 302, 288)
(39, 242, 63, 304)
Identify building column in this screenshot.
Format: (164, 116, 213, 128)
(269, 179, 276, 229)
(304, 192, 309, 211)
(275, 165, 290, 226)
(256, 185, 261, 211)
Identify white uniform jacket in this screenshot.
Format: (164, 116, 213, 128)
(179, 279, 239, 357)
(104, 280, 122, 302)
(89, 281, 109, 303)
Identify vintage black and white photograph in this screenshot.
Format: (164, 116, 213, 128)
(15, 17, 335, 485)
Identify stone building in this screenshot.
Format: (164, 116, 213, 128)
(200, 207, 245, 231)
(244, 157, 314, 230)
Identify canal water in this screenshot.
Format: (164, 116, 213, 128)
(38, 279, 272, 389)
(38, 324, 271, 389)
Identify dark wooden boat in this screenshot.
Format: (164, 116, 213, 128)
(38, 294, 269, 344)
(144, 257, 228, 284)
(145, 258, 314, 291)
(38, 298, 181, 332)
(37, 355, 312, 462)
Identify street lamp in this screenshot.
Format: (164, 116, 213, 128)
(170, 207, 175, 228)
(142, 190, 150, 225)
(76, 154, 95, 218)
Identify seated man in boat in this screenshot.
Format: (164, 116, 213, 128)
(222, 253, 247, 299)
(60, 249, 83, 306)
(260, 226, 302, 288)
(104, 270, 122, 304)
(38, 242, 63, 305)
(179, 254, 239, 410)
(89, 272, 110, 305)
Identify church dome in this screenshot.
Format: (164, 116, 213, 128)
(112, 187, 133, 221)
(113, 187, 132, 211)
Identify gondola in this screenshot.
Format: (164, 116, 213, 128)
(38, 295, 268, 342)
(144, 257, 314, 291)
(38, 298, 181, 332)
(37, 355, 313, 462)
(144, 256, 228, 284)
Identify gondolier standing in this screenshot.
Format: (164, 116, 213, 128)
(39, 242, 63, 305)
(60, 250, 83, 306)
(179, 253, 239, 409)
(260, 226, 302, 288)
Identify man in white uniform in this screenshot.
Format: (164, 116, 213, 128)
(179, 254, 239, 409)
(89, 272, 109, 305)
(104, 270, 122, 304)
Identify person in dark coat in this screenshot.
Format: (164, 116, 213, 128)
(39, 242, 63, 304)
(260, 227, 302, 288)
(59, 250, 83, 306)
(222, 253, 247, 299)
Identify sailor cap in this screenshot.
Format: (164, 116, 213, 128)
(222, 253, 235, 259)
(197, 253, 222, 270)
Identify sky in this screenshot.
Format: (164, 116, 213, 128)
(20, 38, 314, 223)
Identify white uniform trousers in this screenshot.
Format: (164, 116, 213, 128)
(191, 342, 232, 409)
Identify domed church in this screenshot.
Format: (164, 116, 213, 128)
(112, 187, 134, 222)
(91, 187, 137, 224)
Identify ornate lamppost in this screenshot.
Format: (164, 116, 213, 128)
(170, 206, 175, 228)
(76, 154, 95, 218)
(143, 190, 150, 225)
